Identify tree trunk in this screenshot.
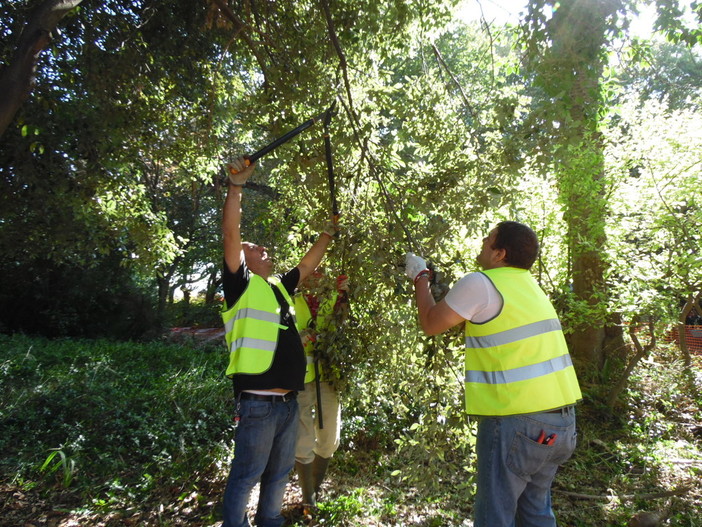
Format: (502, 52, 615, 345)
(0, 0, 84, 138)
(541, 0, 615, 367)
(204, 266, 221, 305)
(565, 159, 608, 366)
(156, 274, 173, 322)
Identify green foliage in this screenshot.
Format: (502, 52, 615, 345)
(2, 335, 701, 525)
(316, 488, 366, 523)
(0, 251, 157, 338)
(40, 448, 77, 488)
(654, 0, 702, 46)
(605, 94, 702, 321)
(555, 348, 702, 527)
(619, 40, 702, 110)
(1, 3, 702, 523)
(164, 297, 223, 329)
(4, 0, 696, 349)
(0, 334, 232, 502)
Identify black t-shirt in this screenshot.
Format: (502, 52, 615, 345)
(223, 259, 306, 394)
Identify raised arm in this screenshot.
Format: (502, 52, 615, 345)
(296, 222, 337, 284)
(413, 276, 465, 336)
(222, 157, 255, 273)
(406, 253, 465, 336)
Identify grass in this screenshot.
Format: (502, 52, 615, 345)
(0, 334, 700, 526)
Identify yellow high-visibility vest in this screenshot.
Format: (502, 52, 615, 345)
(294, 291, 338, 383)
(222, 274, 297, 377)
(464, 267, 582, 416)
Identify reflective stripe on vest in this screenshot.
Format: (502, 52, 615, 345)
(463, 267, 581, 416)
(465, 352, 573, 384)
(222, 274, 297, 377)
(223, 308, 286, 335)
(465, 318, 562, 349)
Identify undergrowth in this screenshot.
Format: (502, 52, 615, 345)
(0, 335, 700, 526)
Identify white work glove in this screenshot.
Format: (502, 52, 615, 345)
(225, 156, 255, 186)
(323, 219, 340, 239)
(405, 252, 428, 281)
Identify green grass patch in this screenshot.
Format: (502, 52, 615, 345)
(0, 334, 233, 516)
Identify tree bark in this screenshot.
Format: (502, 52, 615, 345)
(540, 0, 615, 367)
(0, 0, 84, 138)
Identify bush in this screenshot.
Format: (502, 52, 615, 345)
(0, 334, 232, 502)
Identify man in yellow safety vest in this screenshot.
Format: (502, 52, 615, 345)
(405, 221, 581, 527)
(293, 272, 349, 507)
(220, 156, 337, 527)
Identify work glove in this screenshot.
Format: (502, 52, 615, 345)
(336, 274, 349, 292)
(405, 252, 428, 281)
(299, 328, 317, 348)
(323, 219, 340, 239)
(225, 156, 255, 186)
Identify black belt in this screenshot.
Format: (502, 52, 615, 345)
(545, 405, 574, 414)
(239, 391, 297, 402)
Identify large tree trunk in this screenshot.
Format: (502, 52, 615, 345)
(563, 70, 608, 367)
(0, 0, 83, 138)
(537, 0, 619, 367)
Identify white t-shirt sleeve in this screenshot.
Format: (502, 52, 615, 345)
(444, 272, 503, 323)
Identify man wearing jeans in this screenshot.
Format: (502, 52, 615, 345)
(221, 157, 336, 527)
(405, 221, 582, 527)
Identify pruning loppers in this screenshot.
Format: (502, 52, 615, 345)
(228, 104, 336, 176)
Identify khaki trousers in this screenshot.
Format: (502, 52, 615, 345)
(295, 380, 341, 463)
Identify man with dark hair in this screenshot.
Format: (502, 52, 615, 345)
(221, 156, 337, 527)
(491, 220, 539, 269)
(404, 221, 581, 527)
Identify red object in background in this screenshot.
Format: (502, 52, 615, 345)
(664, 325, 702, 354)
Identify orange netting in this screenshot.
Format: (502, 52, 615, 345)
(664, 325, 702, 354)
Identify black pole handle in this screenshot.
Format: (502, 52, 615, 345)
(228, 110, 327, 175)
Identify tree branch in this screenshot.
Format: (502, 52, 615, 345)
(319, 0, 361, 135)
(555, 485, 691, 501)
(0, 0, 84, 139)
(606, 318, 656, 407)
(209, 0, 271, 85)
(430, 43, 483, 152)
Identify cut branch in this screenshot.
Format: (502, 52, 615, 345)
(555, 486, 691, 501)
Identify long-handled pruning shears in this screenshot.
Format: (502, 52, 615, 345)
(323, 101, 339, 223)
(314, 100, 338, 430)
(228, 105, 335, 176)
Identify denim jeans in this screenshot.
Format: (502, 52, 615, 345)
(222, 397, 300, 527)
(474, 407, 577, 527)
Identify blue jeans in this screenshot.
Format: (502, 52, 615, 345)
(474, 407, 577, 527)
(222, 397, 300, 527)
